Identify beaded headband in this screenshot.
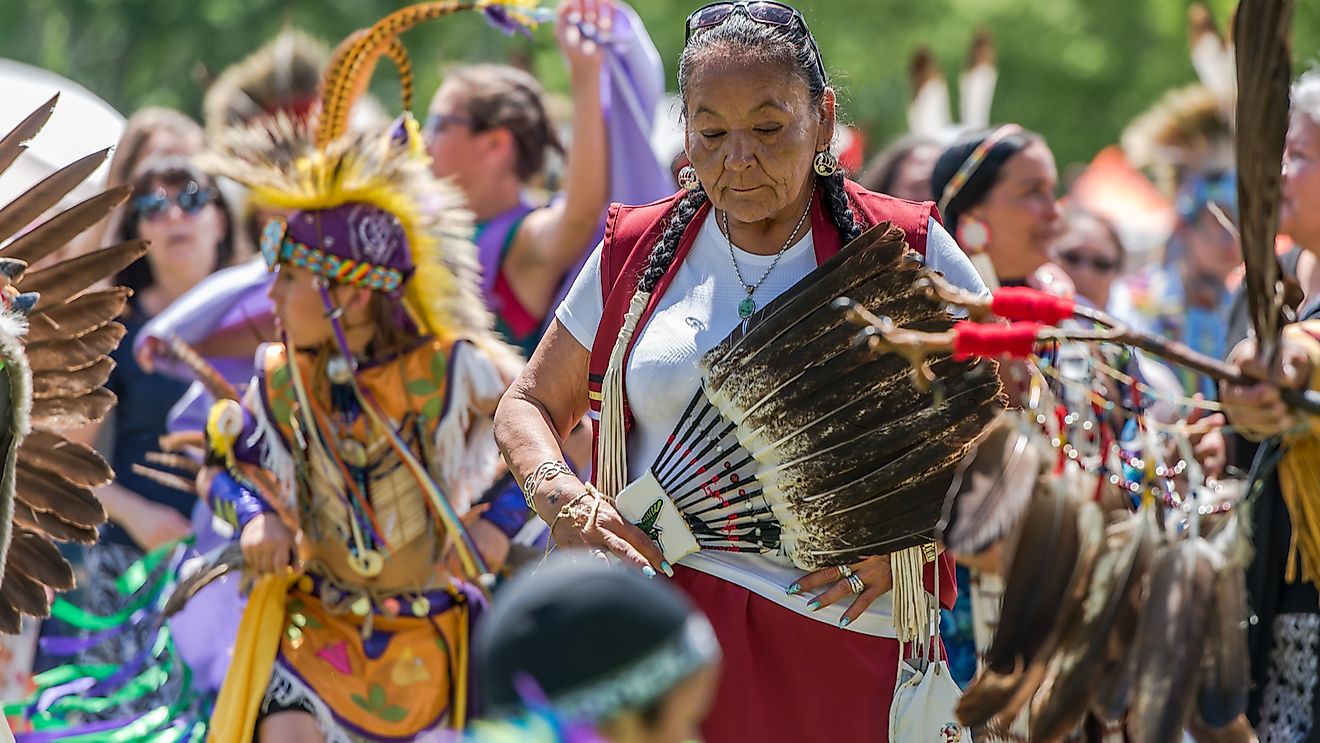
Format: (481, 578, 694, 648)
(260, 216, 406, 294)
(937, 123, 1024, 214)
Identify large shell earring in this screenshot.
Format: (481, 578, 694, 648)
(813, 150, 839, 177)
(678, 165, 702, 192)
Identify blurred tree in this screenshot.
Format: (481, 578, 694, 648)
(1, 0, 1316, 171)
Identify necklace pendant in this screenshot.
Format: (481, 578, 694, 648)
(738, 296, 757, 319)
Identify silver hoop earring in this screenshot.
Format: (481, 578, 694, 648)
(678, 165, 702, 192)
(813, 150, 839, 177)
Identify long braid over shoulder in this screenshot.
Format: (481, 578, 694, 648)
(820, 171, 863, 245)
(638, 190, 709, 293)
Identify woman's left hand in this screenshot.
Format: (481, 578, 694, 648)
(788, 555, 893, 628)
(557, 0, 613, 77)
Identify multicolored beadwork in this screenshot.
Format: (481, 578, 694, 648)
(260, 216, 405, 293)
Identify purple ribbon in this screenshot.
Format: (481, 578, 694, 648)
(38, 622, 129, 657)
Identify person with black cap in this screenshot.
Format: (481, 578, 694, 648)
(471, 554, 721, 743)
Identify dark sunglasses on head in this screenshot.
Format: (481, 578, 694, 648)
(685, 1, 827, 82)
(133, 182, 217, 220)
(1058, 251, 1119, 273)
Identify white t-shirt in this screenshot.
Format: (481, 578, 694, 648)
(557, 211, 987, 637)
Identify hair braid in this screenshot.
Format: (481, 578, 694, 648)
(637, 190, 709, 293)
(821, 172, 862, 245)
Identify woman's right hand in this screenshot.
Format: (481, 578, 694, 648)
(1221, 337, 1312, 440)
(543, 479, 670, 576)
(239, 512, 296, 574)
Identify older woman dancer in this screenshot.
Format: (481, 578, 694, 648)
(494, 3, 987, 740)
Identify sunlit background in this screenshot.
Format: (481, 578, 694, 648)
(3, 0, 1318, 170)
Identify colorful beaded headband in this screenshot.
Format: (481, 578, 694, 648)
(937, 123, 1024, 214)
(260, 216, 406, 294)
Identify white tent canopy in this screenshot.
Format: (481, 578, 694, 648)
(0, 58, 124, 209)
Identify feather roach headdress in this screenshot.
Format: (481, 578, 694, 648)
(0, 96, 148, 632)
(202, 28, 330, 135)
(200, 0, 548, 583)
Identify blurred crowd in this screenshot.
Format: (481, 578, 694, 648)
(3, 0, 1319, 741)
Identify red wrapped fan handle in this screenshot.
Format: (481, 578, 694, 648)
(990, 287, 1076, 325)
(952, 321, 1042, 361)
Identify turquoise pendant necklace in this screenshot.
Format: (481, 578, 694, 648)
(723, 189, 814, 321)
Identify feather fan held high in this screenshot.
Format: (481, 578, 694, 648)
(0, 97, 147, 633)
(612, 223, 1005, 571)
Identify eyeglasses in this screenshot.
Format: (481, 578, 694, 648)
(423, 112, 480, 139)
(684, 2, 827, 82)
(1058, 251, 1120, 274)
(132, 182, 217, 220)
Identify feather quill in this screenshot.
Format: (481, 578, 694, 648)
(1130, 538, 1218, 742)
(1233, 0, 1294, 361)
(0, 94, 57, 177)
(24, 287, 130, 344)
(0, 187, 131, 268)
(0, 149, 112, 244)
(19, 240, 147, 307)
(6, 528, 74, 590)
(19, 430, 112, 488)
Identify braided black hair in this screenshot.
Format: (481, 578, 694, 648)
(821, 170, 861, 245)
(638, 9, 861, 289)
(637, 189, 708, 293)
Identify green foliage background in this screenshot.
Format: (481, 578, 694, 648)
(3, 0, 1318, 169)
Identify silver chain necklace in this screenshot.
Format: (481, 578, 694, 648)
(722, 188, 814, 320)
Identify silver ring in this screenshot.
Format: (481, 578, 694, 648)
(847, 573, 865, 595)
(837, 565, 854, 580)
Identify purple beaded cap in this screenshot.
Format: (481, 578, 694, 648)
(260, 203, 414, 294)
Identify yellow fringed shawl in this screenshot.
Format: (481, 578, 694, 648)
(208, 573, 297, 743)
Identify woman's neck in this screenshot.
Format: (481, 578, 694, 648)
(466, 174, 525, 224)
(721, 183, 816, 257)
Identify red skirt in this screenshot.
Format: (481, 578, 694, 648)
(673, 567, 908, 743)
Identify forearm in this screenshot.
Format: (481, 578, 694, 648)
(552, 68, 609, 265)
(197, 466, 273, 531)
(494, 392, 583, 520)
(95, 482, 151, 526)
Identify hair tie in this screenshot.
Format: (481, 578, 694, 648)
(937, 124, 1024, 214)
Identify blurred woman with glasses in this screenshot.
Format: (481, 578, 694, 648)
(51, 157, 234, 721)
(1053, 208, 1125, 311)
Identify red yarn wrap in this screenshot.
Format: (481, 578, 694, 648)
(952, 321, 1042, 361)
(990, 287, 1076, 325)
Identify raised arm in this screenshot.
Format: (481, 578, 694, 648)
(507, 0, 611, 282)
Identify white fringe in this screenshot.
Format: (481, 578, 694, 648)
(265, 664, 357, 743)
(431, 341, 506, 511)
(245, 381, 297, 513)
(891, 545, 930, 653)
(597, 290, 650, 498)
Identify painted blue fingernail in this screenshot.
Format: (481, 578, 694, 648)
(808, 600, 820, 611)
(642, 566, 656, 578)
(786, 583, 801, 596)
(839, 616, 851, 628)
(660, 561, 674, 577)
